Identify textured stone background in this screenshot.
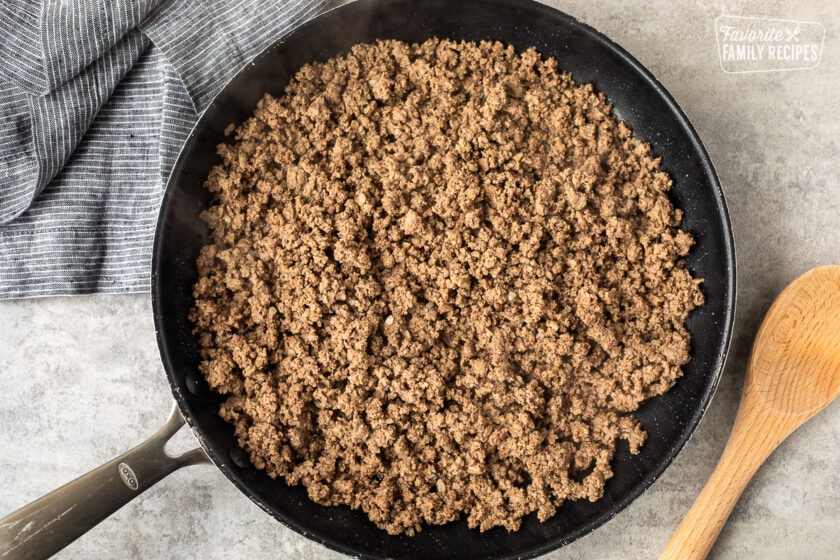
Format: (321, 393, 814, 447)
(1, 0, 838, 558)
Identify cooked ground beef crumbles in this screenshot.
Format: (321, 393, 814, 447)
(189, 38, 704, 535)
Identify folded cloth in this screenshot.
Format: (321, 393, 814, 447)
(0, 0, 329, 299)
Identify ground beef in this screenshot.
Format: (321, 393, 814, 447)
(189, 38, 704, 535)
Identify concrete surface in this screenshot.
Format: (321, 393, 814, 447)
(1, 0, 839, 558)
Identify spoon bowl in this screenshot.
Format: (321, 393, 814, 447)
(750, 267, 840, 415)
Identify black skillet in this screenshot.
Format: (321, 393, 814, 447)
(0, 0, 735, 558)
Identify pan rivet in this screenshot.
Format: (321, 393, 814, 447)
(229, 447, 250, 468)
(185, 371, 204, 396)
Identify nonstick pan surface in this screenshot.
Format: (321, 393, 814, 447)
(152, 0, 736, 558)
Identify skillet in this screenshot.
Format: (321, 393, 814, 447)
(0, 0, 735, 558)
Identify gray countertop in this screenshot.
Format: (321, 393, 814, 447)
(1, 1, 838, 558)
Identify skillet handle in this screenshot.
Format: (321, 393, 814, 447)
(0, 404, 211, 560)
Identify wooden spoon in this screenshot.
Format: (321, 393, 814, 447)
(660, 265, 840, 560)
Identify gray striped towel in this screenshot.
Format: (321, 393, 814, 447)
(0, 0, 329, 299)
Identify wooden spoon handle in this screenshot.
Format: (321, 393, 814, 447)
(659, 396, 795, 560)
(658, 434, 764, 559)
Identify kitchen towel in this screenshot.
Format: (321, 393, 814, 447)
(0, 0, 329, 299)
